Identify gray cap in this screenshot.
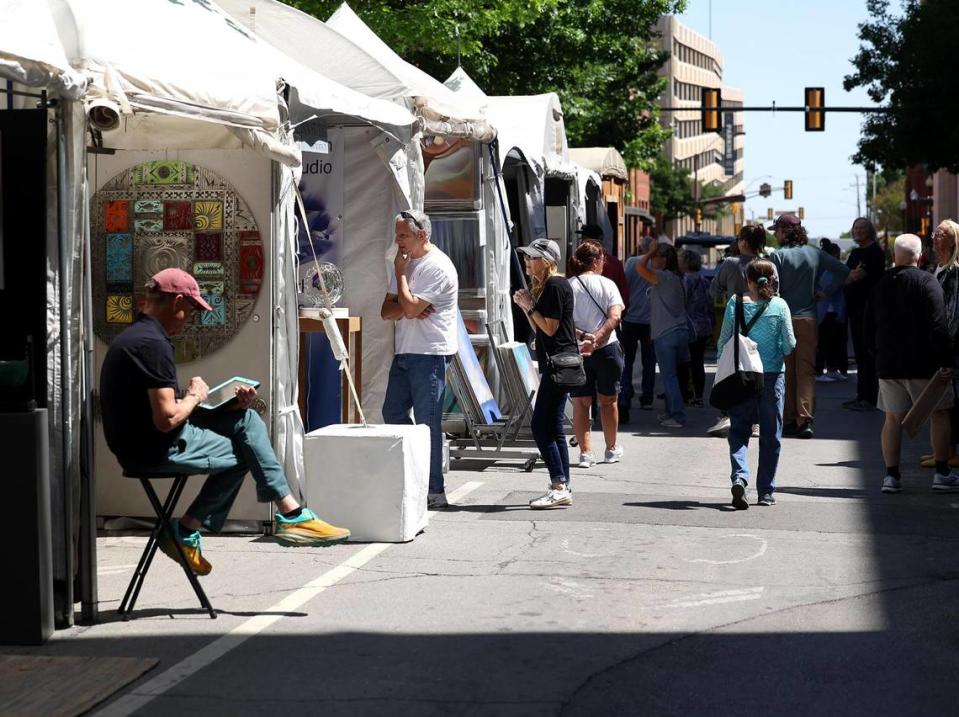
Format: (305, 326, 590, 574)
(517, 238, 561, 264)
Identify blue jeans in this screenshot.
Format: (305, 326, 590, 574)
(620, 321, 656, 407)
(727, 373, 785, 496)
(382, 354, 450, 494)
(133, 409, 291, 533)
(530, 371, 570, 486)
(654, 328, 689, 424)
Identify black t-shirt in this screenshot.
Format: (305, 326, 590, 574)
(534, 276, 578, 370)
(100, 314, 181, 466)
(845, 241, 885, 312)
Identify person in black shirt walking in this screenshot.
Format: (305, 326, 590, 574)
(843, 217, 885, 411)
(513, 239, 578, 510)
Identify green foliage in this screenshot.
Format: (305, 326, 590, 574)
(649, 153, 693, 220)
(844, 0, 959, 172)
(290, 0, 685, 168)
(868, 175, 906, 235)
(700, 180, 730, 219)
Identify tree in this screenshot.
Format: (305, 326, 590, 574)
(844, 0, 959, 172)
(290, 0, 685, 168)
(867, 174, 906, 235)
(649, 153, 693, 221)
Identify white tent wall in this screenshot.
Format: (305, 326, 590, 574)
(91, 148, 277, 523)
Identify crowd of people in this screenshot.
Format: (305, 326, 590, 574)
(98, 209, 959, 574)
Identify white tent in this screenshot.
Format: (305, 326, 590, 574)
(221, 0, 513, 414)
(1, 0, 416, 620)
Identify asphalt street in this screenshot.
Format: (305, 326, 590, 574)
(10, 374, 959, 716)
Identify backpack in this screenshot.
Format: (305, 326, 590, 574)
(709, 295, 767, 410)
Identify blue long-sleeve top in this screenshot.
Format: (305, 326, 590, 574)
(717, 296, 797, 373)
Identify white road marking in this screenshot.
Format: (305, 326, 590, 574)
(447, 481, 484, 503)
(95, 481, 484, 716)
(97, 564, 137, 576)
(660, 587, 765, 609)
(685, 534, 768, 565)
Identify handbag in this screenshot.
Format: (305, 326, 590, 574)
(547, 350, 586, 387)
(709, 295, 767, 410)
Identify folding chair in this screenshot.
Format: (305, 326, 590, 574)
(117, 470, 217, 620)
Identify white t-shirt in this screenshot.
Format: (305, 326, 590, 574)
(570, 273, 624, 347)
(388, 247, 459, 355)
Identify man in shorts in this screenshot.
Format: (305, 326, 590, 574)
(864, 234, 958, 493)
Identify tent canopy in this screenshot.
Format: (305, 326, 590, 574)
(568, 147, 628, 182)
(444, 66, 574, 178)
(0, 0, 87, 97)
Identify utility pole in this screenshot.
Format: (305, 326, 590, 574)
(849, 175, 862, 218)
(871, 171, 877, 224)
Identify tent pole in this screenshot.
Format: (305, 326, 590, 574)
(486, 140, 527, 291)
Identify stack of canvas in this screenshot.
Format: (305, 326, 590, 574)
(496, 341, 540, 417)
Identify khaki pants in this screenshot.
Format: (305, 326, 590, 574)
(784, 317, 818, 426)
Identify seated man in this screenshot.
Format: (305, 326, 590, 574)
(100, 268, 349, 575)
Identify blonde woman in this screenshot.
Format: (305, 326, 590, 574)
(512, 239, 578, 509)
(919, 220, 959, 470)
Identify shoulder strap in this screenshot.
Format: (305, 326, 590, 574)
(743, 301, 769, 335)
(575, 275, 613, 333)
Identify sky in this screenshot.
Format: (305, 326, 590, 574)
(677, 0, 877, 238)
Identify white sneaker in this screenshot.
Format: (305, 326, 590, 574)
(657, 413, 669, 423)
(530, 486, 572, 509)
(881, 475, 902, 493)
(707, 416, 730, 436)
(427, 492, 449, 509)
(751, 424, 760, 438)
(832, 371, 849, 382)
(932, 473, 959, 492)
(815, 373, 837, 383)
(659, 417, 683, 428)
(604, 445, 624, 464)
(577, 452, 595, 468)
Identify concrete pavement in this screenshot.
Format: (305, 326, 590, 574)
(8, 374, 959, 716)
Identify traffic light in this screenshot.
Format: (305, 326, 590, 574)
(701, 87, 722, 133)
(759, 182, 772, 198)
(784, 180, 793, 200)
(767, 208, 774, 220)
(805, 87, 825, 131)
(798, 207, 805, 220)
(694, 206, 703, 225)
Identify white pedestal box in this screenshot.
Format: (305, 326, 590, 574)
(303, 424, 431, 542)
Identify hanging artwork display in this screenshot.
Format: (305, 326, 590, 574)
(91, 160, 264, 362)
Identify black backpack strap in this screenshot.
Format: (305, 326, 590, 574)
(742, 301, 769, 335)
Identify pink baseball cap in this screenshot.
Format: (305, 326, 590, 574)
(148, 268, 213, 311)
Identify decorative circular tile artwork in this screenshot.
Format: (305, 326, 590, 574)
(92, 161, 264, 362)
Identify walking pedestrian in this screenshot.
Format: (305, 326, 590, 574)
(636, 242, 688, 428)
(678, 249, 713, 407)
(815, 240, 849, 383)
(842, 217, 885, 411)
(567, 241, 625, 468)
(707, 224, 771, 436)
(512, 238, 577, 509)
(718, 260, 796, 509)
(620, 235, 657, 422)
(865, 234, 959, 494)
(769, 216, 850, 439)
(919, 220, 959, 469)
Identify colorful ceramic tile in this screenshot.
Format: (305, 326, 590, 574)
(133, 160, 192, 186)
(105, 233, 133, 283)
(239, 239, 263, 294)
(134, 199, 163, 215)
(105, 295, 133, 324)
(193, 200, 223, 231)
(192, 262, 225, 279)
(136, 235, 192, 288)
(199, 294, 225, 326)
(104, 200, 130, 232)
(163, 200, 193, 230)
(194, 231, 222, 261)
(197, 280, 224, 296)
(134, 218, 163, 233)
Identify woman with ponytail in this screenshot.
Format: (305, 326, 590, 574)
(717, 259, 796, 509)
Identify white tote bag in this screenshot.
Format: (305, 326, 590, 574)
(710, 297, 766, 410)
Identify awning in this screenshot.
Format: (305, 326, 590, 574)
(625, 206, 655, 223)
(569, 147, 629, 182)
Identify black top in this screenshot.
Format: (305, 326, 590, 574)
(864, 266, 951, 379)
(533, 276, 578, 370)
(100, 314, 181, 466)
(845, 241, 885, 313)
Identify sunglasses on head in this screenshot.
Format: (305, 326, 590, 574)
(400, 211, 424, 231)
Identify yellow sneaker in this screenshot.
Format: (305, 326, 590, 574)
(274, 508, 350, 546)
(158, 521, 212, 576)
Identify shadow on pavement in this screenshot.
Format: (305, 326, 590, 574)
(623, 500, 735, 512)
